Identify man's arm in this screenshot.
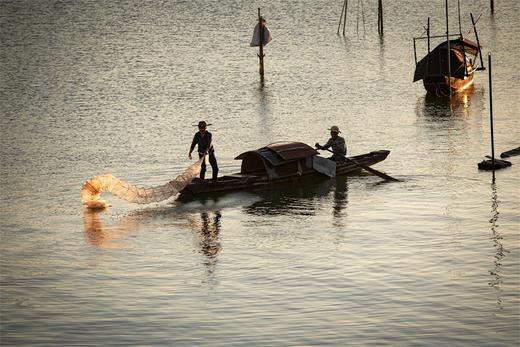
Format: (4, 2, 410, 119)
(188, 133, 198, 159)
(322, 138, 333, 149)
(315, 138, 332, 150)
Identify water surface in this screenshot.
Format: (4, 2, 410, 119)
(1, 0, 519, 346)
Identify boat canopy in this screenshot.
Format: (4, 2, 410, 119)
(413, 38, 479, 82)
(235, 141, 319, 179)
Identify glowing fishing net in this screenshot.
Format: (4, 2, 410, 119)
(81, 157, 203, 209)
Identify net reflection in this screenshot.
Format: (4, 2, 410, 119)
(243, 177, 349, 220)
(83, 208, 139, 249)
(83, 205, 227, 285)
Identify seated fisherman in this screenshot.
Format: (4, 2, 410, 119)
(315, 125, 347, 161)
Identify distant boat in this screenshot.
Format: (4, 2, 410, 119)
(413, 1, 485, 96)
(413, 37, 481, 95)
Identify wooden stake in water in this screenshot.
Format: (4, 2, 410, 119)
(471, 13, 485, 70)
(258, 8, 265, 84)
(377, 0, 383, 35)
(488, 53, 496, 180)
(445, 0, 452, 97)
(337, 0, 348, 36)
(343, 0, 348, 35)
(427, 17, 430, 53)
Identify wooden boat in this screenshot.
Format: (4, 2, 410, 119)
(413, 37, 481, 96)
(412, 6, 485, 96)
(179, 141, 390, 196)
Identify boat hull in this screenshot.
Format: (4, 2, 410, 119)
(179, 150, 390, 196)
(423, 73, 474, 96)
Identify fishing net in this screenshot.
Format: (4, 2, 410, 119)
(81, 157, 203, 209)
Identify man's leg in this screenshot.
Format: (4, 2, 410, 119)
(199, 154, 206, 180)
(209, 153, 219, 181)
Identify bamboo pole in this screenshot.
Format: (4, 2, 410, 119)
(258, 8, 265, 84)
(427, 17, 430, 53)
(457, 0, 462, 36)
(457, 0, 467, 76)
(488, 53, 495, 180)
(337, 0, 346, 35)
(471, 12, 485, 70)
(445, 0, 452, 96)
(343, 0, 348, 36)
(378, 0, 383, 35)
(413, 38, 417, 64)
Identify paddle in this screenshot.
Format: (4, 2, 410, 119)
(321, 148, 401, 182)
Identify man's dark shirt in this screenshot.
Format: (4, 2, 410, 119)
(190, 131, 214, 155)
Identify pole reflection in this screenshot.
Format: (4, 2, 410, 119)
(488, 182, 507, 310)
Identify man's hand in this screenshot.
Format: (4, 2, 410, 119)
(188, 153, 192, 160)
(315, 143, 321, 149)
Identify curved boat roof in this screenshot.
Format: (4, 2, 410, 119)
(235, 141, 319, 178)
(413, 37, 480, 82)
(235, 141, 318, 162)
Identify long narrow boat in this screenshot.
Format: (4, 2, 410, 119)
(179, 141, 390, 196)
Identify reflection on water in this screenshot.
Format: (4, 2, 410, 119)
(488, 183, 507, 310)
(419, 84, 477, 119)
(83, 204, 223, 255)
(187, 211, 222, 287)
(83, 209, 139, 250)
(244, 177, 349, 220)
(332, 177, 349, 225)
(255, 84, 274, 141)
(188, 211, 222, 258)
(83, 206, 224, 285)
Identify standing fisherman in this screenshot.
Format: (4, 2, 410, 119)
(188, 121, 219, 182)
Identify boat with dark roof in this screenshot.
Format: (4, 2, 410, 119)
(179, 141, 390, 196)
(413, 37, 482, 95)
(412, 7, 485, 96)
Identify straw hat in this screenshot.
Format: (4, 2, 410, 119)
(194, 121, 212, 127)
(328, 125, 341, 133)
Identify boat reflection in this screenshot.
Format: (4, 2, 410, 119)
(243, 177, 349, 221)
(420, 83, 476, 118)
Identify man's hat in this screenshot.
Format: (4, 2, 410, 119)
(194, 121, 212, 127)
(328, 126, 340, 133)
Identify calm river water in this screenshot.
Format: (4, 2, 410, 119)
(1, 0, 519, 346)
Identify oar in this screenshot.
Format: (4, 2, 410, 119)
(322, 148, 400, 182)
